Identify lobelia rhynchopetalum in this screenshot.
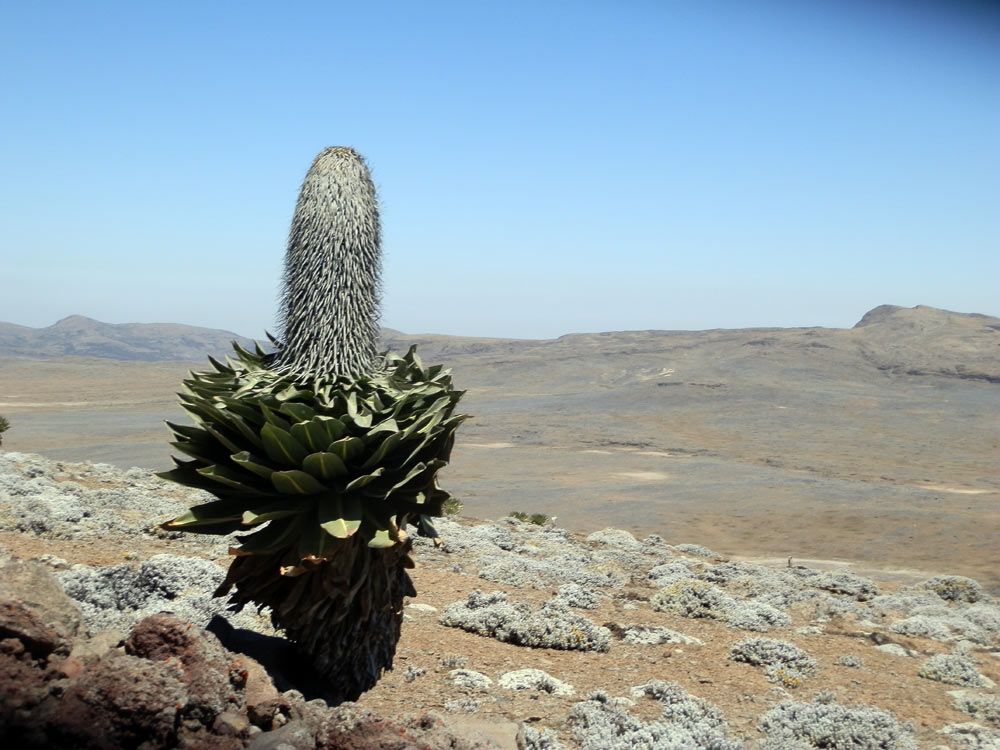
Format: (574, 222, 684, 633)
(158, 147, 466, 702)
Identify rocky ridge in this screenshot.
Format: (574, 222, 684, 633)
(0, 315, 256, 362)
(1, 451, 999, 748)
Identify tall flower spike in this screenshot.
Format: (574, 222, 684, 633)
(276, 147, 382, 378)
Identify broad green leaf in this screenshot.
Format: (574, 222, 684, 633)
(207, 355, 234, 374)
(233, 515, 304, 554)
(260, 423, 309, 466)
(302, 452, 347, 480)
(344, 467, 384, 491)
(346, 391, 359, 418)
(368, 529, 397, 548)
(196, 464, 264, 493)
(277, 385, 315, 402)
(155, 467, 204, 489)
(279, 402, 315, 422)
(315, 416, 347, 442)
(271, 469, 325, 494)
(318, 493, 363, 538)
(361, 431, 404, 469)
(402, 414, 467, 465)
(201, 423, 242, 454)
(367, 417, 399, 436)
(165, 421, 206, 441)
(290, 417, 344, 452)
(164, 498, 245, 528)
(351, 411, 373, 428)
(384, 462, 430, 498)
(328, 436, 364, 463)
(231, 451, 275, 479)
(260, 403, 292, 431)
(297, 512, 329, 559)
(408, 346, 424, 373)
(216, 397, 266, 425)
(169, 440, 221, 465)
(241, 498, 311, 525)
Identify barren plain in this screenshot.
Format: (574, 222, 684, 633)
(1, 304, 998, 591)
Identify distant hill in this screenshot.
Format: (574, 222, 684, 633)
(849, 304, 1000, 382)
(0, 315, 258, 362)
(1, 307, 998, 381)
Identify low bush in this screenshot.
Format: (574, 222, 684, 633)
(921, 575, 984, 603)
(729, 637, 817, 688)
(439, 590, 611, 652)
(567, 687, 742, 750)
(651, 578, 790, 632)
(498, 668, 575, 696)
(918, 653, 988, 687)
(953, 691, 1000, 725)
(759, 697, 916, 749)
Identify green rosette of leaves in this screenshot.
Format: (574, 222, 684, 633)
(160, 341, 465, 557)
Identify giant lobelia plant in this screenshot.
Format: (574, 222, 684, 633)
(157, 147, 466, 702)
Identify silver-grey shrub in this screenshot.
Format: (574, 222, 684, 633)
(621, 624, 702, 646)
(918, 653, 988, 687)
(439, 590, 611, 652)
(759, 698, 916, 749)
(479, 554, 626, 590)
(837, 653, 863, 668)
(890, 614, 989, 645)
(498, 668, 575, 696)
(56, 554, 270, 635)
(551, 582, 602, 609)
(648, 561, 698, 587)
(921, 575, 985, 603)
(953, 691, 1000, 725)
(651, 578, 790, 631)
(729, 637, 817, 687)
(673, 543, 717, 557)
(567, 688, 743, 750)
(792, 569, 879, 600)
(522, 726, 568, 750)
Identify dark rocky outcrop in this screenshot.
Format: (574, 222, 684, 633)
(0, 554, 500, 749)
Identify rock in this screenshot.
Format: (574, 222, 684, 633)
(214, 709, 252, 737)
(314, 704, 503, 750)
(246, 718, 315, 750)
(68, 629, 124, 663)
(39, 652, 187, 750)
(125, 613, 248, 728)
(446, 716, 523, 750)
(0, 552, 84, 642)
(0, 598, 73, 660)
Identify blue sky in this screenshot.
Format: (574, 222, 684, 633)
(1, 0, 997, 339)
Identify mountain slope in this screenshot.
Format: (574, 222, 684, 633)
(3, 306, 997, 380)
(0, 315, 258, 361)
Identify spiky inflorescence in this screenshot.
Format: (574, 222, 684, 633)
(276, 147, 382, 379)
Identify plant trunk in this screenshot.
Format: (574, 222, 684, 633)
(216, 537, 416, 704)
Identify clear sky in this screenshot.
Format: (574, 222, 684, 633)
(1, 0, 997, 340)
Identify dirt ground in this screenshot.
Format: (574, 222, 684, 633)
(1, 513, 997, 748)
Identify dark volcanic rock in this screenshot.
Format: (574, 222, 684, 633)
(40, 653, 189, 749)
(0, 553, 503, 750)
(125, 614, 249, 731)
